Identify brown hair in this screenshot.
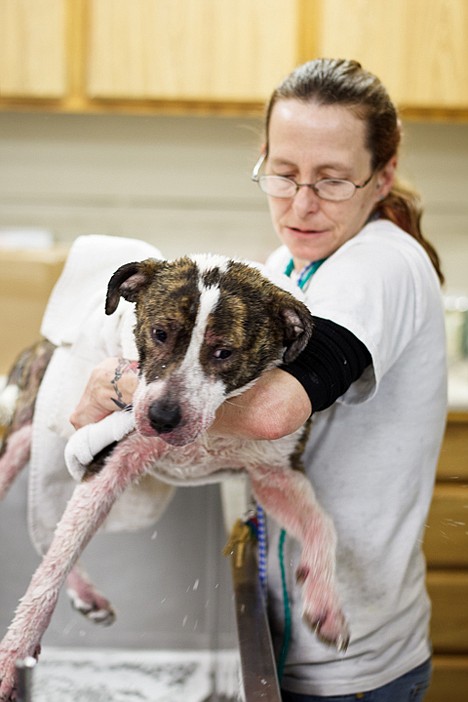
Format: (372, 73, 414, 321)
(264, 58, 444, 284)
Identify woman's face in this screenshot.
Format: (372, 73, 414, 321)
(265, 99, 395, 269)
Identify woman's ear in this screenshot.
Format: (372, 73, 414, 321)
(376, 156, 397, 200)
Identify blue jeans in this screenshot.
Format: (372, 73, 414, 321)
(281, 658, 432, 702)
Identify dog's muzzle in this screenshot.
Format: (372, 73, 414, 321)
(148, 400, 182, 434)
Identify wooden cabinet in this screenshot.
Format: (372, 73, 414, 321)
(1, 0, 468, 118)
(87, 0, 299, 102)
(0, 248, 68, 374)
(0, 0, 304, 113)
(0, 0, 68, 98)
(424, 413, 468, 701)
(317, 0, 468, 112)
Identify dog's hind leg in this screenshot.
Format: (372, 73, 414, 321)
(0, 424, 33, 501)
(65, 563, 116, 626)
(0, 433, 167, 700)
(0, 340, 55, 502)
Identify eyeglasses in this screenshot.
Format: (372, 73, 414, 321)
(251, 154, 374, 202)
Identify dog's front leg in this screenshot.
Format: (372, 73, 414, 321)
(249, 466, 349, 651)
(0, 434, 167, 701)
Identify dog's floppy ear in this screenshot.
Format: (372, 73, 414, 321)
(106, 258, 163, 315)
(279, 297, 314, 364)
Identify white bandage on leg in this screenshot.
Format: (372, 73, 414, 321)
(65, 411, 135, 481)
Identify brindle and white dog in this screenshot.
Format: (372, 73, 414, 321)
(0, 254, 349, 700)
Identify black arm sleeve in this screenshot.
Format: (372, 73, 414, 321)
(281, 317, 372, 413)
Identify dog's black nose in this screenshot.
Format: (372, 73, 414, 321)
(148, 401, 182, 433)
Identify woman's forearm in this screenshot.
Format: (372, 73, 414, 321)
(211, 368, 312, 441)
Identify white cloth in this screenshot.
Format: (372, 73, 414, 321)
(28, 235, 173, 554)
(264, 220, 447, 696)
(64, 410, 136, 481)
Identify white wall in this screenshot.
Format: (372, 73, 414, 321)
(0, 112, 274, 264)
(0, 112, 467, 292)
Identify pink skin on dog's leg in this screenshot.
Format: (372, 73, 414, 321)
(66, 564, 116, 626)
(1, 425, 116, 627)
(0, 434, 166, 701)
(249, 465, 349, 651)
(0, 425, 32, 501)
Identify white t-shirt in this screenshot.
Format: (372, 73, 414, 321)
(265, 219, 447, 696)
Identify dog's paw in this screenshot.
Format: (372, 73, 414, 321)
(0, 676, 16, 701)
(297, 564, 350, 652)
(66, 586, 116, 627)
(0, 648, 38, 702)
(0, 663, 15, 701)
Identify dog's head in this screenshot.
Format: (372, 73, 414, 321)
(106, 255, 313, 446)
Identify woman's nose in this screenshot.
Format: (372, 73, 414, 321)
(291, 184, 321, 216)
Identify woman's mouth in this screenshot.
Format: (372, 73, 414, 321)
(287, 226, 326, 237)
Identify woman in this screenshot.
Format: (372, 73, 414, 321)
(71, 59, 447, 700)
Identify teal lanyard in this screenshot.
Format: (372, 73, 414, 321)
(284, 258, 326, 290)
(276, 256, 325, 682)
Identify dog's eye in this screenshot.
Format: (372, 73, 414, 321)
(213, 348, 232, 360)
(151, 327, 167, 344)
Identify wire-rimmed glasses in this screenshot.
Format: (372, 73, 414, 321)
(251, 154, 374, 202)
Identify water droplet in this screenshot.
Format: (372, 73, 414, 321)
(192, 579, 200, 591)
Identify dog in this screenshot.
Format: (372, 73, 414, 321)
(0, 253, 349, 699)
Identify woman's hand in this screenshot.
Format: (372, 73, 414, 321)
(70, 357, 139, 429)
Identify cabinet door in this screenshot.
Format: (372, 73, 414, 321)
(402, 0, 468, 108)
(428, 571, 468, 652)
(0, 0, 67, 98)
(317, 0, 468, 109)
(437, 416, 468, 481)
(424, 485, 468, 568)
(87, 0, 299, 102)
